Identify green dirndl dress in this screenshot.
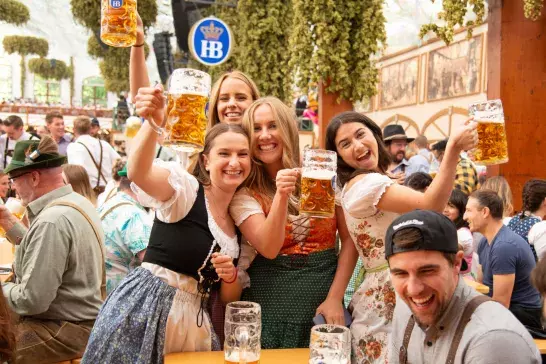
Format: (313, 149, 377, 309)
(241, 213, 338, 349)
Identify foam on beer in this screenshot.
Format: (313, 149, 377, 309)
(168, 90, 209, 98)
(302, 169, 336, 180)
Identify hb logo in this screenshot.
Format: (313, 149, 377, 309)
(199, 22, 224, 59)
(110, 0, 123, 8)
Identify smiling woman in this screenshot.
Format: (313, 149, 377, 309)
(325, 111, 478, 363)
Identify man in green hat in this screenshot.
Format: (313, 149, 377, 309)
(0, 136, 104, 364)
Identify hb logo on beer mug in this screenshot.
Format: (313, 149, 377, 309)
(300, 149, 337, 219)
(100, 0, 137, 47)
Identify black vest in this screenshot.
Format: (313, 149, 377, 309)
(144, 184, 221, 290)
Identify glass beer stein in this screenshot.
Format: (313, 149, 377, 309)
(100, 0, 137, 47)
(468, 99, 509, 165)
(165, 69, 211, 153)
(225, 301, 261, 364)
(309, 324, 351, 364)
(300, 149, 337, 218)
(0, 198, 26, 238)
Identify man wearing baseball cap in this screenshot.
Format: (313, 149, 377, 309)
(386, 210, 540, 363)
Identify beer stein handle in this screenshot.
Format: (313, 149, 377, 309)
(234, 326, 250, 364)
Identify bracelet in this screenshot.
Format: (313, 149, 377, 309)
(223, 267, 238, 284)
(141, 117, 164, 136)
(133, 42, 145, 47)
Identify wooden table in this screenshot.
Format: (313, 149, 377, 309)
(0, 239, 13, 283)
(534, 339, 546, 354)
(464, 277, 490, 294)
(165, 348, 309, 363)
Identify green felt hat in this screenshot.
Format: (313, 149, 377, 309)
(4, 139, 66, 175)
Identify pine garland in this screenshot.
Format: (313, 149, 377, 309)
(0, 0, 30, 25)
(289, 0, 386, 103)
(28, 58, 71, 81)
(421, 0, 543, 45)
(235, 0, 293, 102)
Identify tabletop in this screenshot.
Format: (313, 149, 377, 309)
(165, 348, 309, 364)
(464, 277, 490, 294)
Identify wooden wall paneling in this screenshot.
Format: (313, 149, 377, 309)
(488, 0, 546, 211)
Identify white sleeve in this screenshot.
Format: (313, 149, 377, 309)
(229, 188, 265, 226)
(131, 159, 199, 223)
(237, 239, 257, 289)
(457, 228, 474, 257)
(341, 173, 394, 218)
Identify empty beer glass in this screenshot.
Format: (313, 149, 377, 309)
(309, 324, 351, 364)
(225, 301, 261, 364)
(0, 198, 26, 238)
(300, 149, 337, 218)
(165, 68, 211, 153)
(100, 0, 137, 47)
(468, 99, 509, 165)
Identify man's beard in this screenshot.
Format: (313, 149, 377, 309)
(394, 152, 405, 163)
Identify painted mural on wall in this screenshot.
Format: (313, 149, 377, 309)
(426, 34, 483, 102)
(379, 56, 419, 109)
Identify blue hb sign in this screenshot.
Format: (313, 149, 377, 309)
(110, 0, 123, 9)
(189, 17, 233, 67)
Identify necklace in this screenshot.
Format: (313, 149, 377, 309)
(206, 190, 228, 222)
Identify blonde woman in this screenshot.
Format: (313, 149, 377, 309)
(62, 164, 97, 206)
(481, 176, 514, 223)
(229, 97, 357, 348)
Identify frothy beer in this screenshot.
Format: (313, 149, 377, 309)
(300, 170, 336, 218)
(165, 91, 208, 152)
(224, 352, 260, 364)
(473, 119, 509, 165)
(0, 199, 25, 237)
(100, 0, 137, 47)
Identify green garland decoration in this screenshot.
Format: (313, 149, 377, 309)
(206, 0, 239, 81)
(421, 0, 543, 45)
(71, 0, 157, 93)
(524, 0, 544, 20)
(289, 0, 386, 102)
(2, 35, 48, 57)
(28, 58, 71, 80)
(236, 0, 293, 102)
(0, 0, 30, 25)
(88, 35, 150, 93)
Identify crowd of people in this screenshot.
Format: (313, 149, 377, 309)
(0, 12, 546, 364)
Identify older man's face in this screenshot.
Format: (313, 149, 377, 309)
(389, 250, 463, 327)
(10, 170, 38, 205)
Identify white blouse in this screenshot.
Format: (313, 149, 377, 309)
(132, 159, 239, 259)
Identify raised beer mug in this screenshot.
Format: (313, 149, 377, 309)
(100, 0, 137, 47)
(309, 324, 351, 364)
(224, 301, 261, 364)
(468, 99, 509, 165)
(0, 198, 26, 238)
(300, 149, 337, 218)
(165, 68, 211, 153)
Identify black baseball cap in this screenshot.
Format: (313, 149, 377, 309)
(91, 118, 100, 127)
(385, 210, 468, 271)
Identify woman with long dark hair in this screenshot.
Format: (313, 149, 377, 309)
(443, 188, 473, 274)
(325, 111, 477, 363)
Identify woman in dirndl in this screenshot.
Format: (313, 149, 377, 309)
(227, 97, 358, 348)
(325, 111, 477, 363)
(81, 90, 252, 363)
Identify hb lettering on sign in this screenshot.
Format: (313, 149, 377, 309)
(200, 41, 223, 59)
